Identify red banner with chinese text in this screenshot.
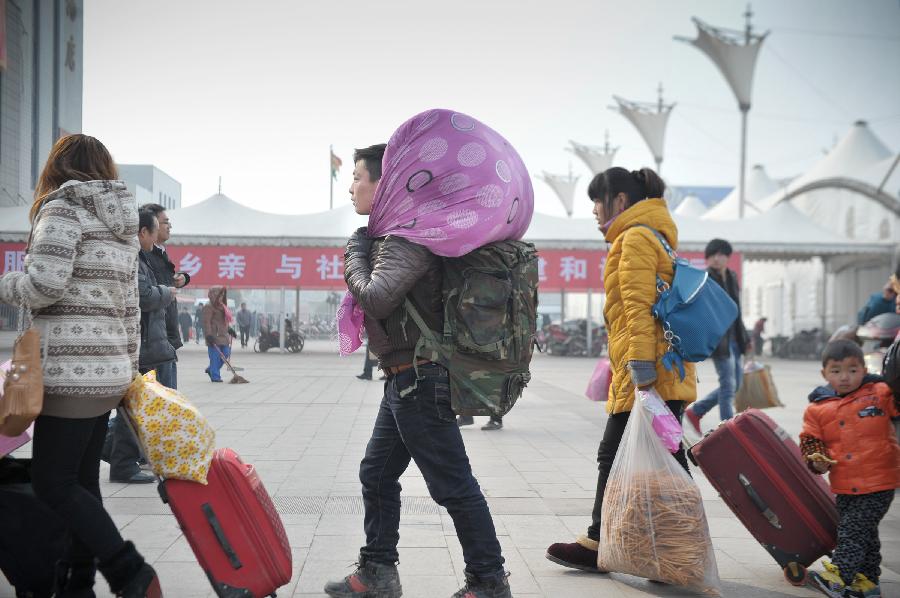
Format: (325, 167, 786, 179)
(1, 243, 741, 292)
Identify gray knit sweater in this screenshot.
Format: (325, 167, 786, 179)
(0, 180, 140, 418)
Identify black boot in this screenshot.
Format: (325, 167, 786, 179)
(97, 541, 161, 598)
(323, 555, 403, 597)
(452, 571, 512, 598)
(53, 558, 98, 597)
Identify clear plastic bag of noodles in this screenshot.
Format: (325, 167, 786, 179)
(598, 390, 722, 595)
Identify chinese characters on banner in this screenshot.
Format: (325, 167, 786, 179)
(0, 243, 741, 291)
(535, 249, 742, 291)
(161, 246, 349, 289)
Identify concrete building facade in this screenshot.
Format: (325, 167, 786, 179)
(0, 0, 83, 207)
(118, 164, 182, 210)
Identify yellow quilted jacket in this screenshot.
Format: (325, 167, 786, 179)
(603, 198, 697, 414)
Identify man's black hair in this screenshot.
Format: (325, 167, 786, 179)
(140, 202, 166, 216)
(705, 238, 733, 259)
(138, 209, 158, 234)
(353, 144, 387, 182)
(821, 339, 865, 368)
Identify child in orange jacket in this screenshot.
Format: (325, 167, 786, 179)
(800, 340, 900, 598)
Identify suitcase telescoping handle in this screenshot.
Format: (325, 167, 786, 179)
(738, 473, 782, 530)
(202, 503, 243, 570)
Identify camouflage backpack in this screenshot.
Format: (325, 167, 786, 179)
(404, 241, 539, 416)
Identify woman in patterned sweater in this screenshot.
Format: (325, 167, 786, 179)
(0, 135, 161, 597)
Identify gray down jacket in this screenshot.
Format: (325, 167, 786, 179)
(138, 249, 176, 370)
(344, 231, 443, 369)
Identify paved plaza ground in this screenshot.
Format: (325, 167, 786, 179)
(1, 332, 898, 597)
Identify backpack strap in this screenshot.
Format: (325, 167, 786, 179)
(401, 298, 451, 397)
(403, 298, 445, 362)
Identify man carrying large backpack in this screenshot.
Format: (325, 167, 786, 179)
(324, 143, 512, 598)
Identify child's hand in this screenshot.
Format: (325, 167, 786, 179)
(805, 452, 836, 473)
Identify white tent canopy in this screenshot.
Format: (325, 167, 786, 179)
(673, 194, 708, 217)
(752, 121, 899, 241)
(860, 155, 900, 197)
(525, 201, 890, 257)
(170, 194, 368, 243)
(0, 191, 892, 258)
(703, 164, 779, 220)
(757, 120, 893, 211)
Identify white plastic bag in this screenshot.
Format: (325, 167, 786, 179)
(598, 392, 722, 595)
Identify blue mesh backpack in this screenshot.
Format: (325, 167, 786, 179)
(634, 225, 739, 379)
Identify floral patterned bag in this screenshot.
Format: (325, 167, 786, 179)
(122, 371, 215, 484)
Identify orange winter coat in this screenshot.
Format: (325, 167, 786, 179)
(602, 198, 697, 414)
(801, 378, 900, 495)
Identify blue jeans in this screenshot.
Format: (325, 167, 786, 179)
(207, 345, 231, 381)
(693, 340, 743, 421)
(359, 363, 504, 578)
(156, 359, 177, 389)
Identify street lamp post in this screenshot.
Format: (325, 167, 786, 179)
(676, 6, 768, 218)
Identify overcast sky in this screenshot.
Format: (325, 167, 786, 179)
(83, 0, 900, 219)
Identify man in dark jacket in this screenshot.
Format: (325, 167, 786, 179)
(236, 302, 252, 348)
(324, 145, 510, 598)
(178, 309, 193, 343)
(194, 304, 204, 343)
(685, 238, 749, 434)
(108, 209, 177, 484)
(140, 203, 190, 388)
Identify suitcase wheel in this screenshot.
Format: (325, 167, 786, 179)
(783, 562, 807, 586)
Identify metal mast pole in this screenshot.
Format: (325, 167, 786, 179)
(675, 5, 768, 219)
(656, 83, 664, 174)
(739, 107, 748, 218)
(738, 5, 753, 219)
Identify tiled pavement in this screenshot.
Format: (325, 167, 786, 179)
(1, 333, 898, 597)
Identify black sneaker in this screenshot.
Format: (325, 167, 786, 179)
(452, 571, 512, 598)
(457, 415, 475, 427)
(357, 374, 373, 380)
(324, 557, 403, 598)
(481, 418, 503, 431)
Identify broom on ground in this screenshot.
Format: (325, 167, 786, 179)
(214, 346, 249, 384)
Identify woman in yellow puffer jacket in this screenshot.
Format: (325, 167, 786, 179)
(546, 166, 697, 572)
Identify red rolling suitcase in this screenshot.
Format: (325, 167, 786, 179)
(688, 409, 838, 586)
(160, 448, 292, 597)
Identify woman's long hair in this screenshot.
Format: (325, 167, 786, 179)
(31, 134, 118, 223)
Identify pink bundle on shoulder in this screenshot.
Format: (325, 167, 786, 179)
(338, 108, 534, 356)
